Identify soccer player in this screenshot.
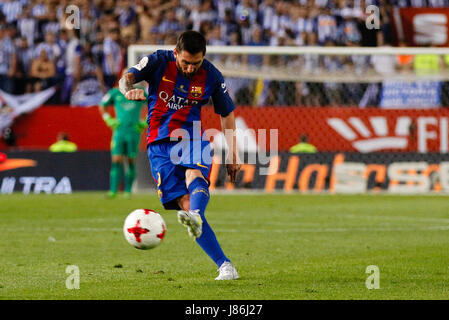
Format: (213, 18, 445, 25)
(99, 87, 147, 198)
(118, 30, 240, 280)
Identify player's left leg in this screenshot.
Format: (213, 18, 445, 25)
(178, 169, 238, 280)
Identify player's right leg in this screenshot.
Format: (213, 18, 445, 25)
(108, 155, 124, 198)
(123, 133, 140, 198)
(108, 133, 125, 198)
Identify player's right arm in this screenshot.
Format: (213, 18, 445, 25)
(119, 72, 146, 100)
(99, 90, 119, 130)
(119, 53, 159, 100)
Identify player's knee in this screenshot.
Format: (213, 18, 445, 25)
(112, 155, 123, 163)
(185, 169, 205, 188)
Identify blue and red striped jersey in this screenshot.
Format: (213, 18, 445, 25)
(128, 50, 235, 145)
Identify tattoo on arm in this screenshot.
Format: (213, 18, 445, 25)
(119, 73, 136, 95)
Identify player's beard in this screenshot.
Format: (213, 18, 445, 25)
(176, 62, 198, 79)
(179, 69, 195, 79)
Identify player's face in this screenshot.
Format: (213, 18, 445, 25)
(174, 49, 204, 79)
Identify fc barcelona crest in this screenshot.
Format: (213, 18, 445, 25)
(190, 86, 203, 98)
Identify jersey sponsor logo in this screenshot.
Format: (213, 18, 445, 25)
(196, 162, 208, 169)
(176, 85, 188, 94)
(158, 90, 199, 110)
(190, 86, 203, 98)
(162, 76, 175, 84)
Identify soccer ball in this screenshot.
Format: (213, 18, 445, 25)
(123, 209, 167, 250)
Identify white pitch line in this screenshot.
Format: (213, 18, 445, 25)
(218, 225, 449, 233)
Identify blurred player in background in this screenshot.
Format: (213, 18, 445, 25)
(99, 86, 147, 199)
(49, 132, 77, 152)
(119, 30, 240, 280)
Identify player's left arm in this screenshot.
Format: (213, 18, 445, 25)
(220, 111, 241, 183)
(212, 75, 241, 183)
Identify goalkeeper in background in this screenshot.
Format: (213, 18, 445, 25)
(99, 86, 148, 198)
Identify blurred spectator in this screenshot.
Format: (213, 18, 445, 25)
(0, 0, 446, 107)
(215, 0, 235, 22)
(17, 6, 38, 47)
(219, 8, 239, 44)
(49, 132, 77, 152)
(28, 49, 56, 92)
(70, 47, 107, 107)
(291, 5, 313, 46)
(371, 44, 397, 75)
(80, 3, 99, 44)
(136, 4, 159, 44)
(34, 31, 62, 63)
(55, 29, 69, 75)
(245, 25, 268, 68)
(116, 0, 138, 42)
(267, 1, 292, 46)
(190, 0, 217, 32)
(157, 9, 184, 44)
(15, 36, 34, 94)
(316, 7, 338, 45)
(1, 0, 23, 24)
(413, 44, 445, 76)
(259, 0, 275, 37)
(0, 24, 17, 94)
(289, 134, 317, 153)
(235, 0, 258, 26)
(102, 28, 122, 89)
(41, 8, 60, 37)
(61, 28, 82, 104)
(396, 40, 414, 72)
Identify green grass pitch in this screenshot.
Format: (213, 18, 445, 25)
(1, 192, 449, 300)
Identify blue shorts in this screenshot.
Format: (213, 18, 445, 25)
(147, 139, 213, 210)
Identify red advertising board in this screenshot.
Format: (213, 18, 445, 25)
(2, 106, 449, 153)
(202, 107, 449, 153)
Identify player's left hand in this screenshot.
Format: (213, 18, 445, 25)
(135, 120, 147, 133)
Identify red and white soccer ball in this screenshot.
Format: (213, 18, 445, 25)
(123, 209, 167, 250)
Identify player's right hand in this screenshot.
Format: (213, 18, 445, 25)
(125, 89, 146, 101)
(105, 117, 120, 129)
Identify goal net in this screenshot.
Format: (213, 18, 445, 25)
(130, 45, 449, 194)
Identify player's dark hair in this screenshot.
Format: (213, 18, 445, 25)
(176, 30, 206, 55)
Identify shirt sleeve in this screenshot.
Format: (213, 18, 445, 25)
(127, 51, 160, 83)
(99, 90, 114, 107)
(211, 69, 235, 117)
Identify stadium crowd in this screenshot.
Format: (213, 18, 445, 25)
(0, 0, 448, 106)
